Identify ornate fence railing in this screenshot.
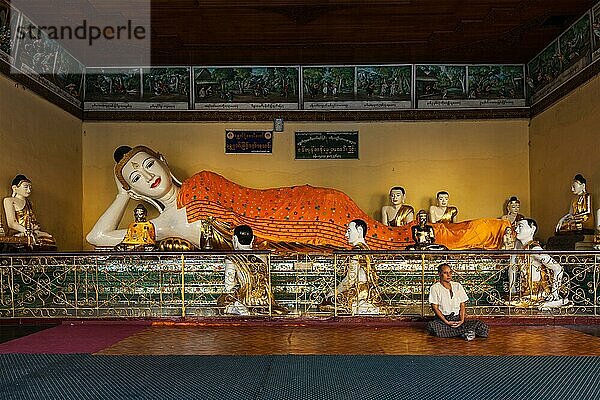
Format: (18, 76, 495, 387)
(0, 250, 598, 318)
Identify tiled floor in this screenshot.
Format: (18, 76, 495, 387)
(96, 324, 600, 356)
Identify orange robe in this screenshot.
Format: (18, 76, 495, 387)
(178, 171, 509, 251)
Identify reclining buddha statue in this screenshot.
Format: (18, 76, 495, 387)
(86, 145, 509, 252)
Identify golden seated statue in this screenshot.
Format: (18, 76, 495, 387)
(1, 175, 56, 252)
(115, 204, 157, 251)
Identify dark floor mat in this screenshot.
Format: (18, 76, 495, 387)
(1, 354, 600, 400)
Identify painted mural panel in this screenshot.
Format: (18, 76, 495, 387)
(194, 67, 299, 110)
(415, 65, 467, 108)
(355, 65, 412, 109)
(11, 14, 83, 106)
(302, 66, 355, 110)
(141, 67, 190, 110)
(15, 15, 58, 75)
(558, 12, 591, 77)
(0, 0, 19, 64)
(466, 65, 526, 107)
(528, 13, 592, 105)
(84, 67, 142, 110)
(50, 47, 84, 105)
(591, 3, 600, 61)
(526, 40, 562, 104)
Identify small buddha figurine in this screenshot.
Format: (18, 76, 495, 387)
(429, 191, 458, 223)
(501, 196, 525, 227)
(3, 175, 55, 246)
(500, 226, 516, 250)
(115, 203, 157, 251)
(406, 210, 448, 250)
(555, 174, 595, 234)
(381, 186, 414, 226)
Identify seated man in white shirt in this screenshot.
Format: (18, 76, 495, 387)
(427, 263, 489, 340)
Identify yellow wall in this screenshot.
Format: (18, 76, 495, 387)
(0, 74, 83, 250)
(82, 119, 530, 248)
(530, 74, 600, 241)
(2, 68, 596, 249)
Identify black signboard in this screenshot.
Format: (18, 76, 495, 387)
(295, 131, 359, 159)
(225, 130, 273, 154)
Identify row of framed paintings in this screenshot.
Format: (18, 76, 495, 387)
(0, 0, 84, 107)
(83, 64, 527, 111)
(527, 4, 600, 105)
(1, 0, 599, 111)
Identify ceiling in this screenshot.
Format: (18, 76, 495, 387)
(147, 0, 596, 66)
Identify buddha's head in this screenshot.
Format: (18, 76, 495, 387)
(436, 191, 449, 207)
(571, 174, 586, 195)
(114, 145, 182, 212)
(506, 196, 521, 214)
(515, 218, 537, 244)
(11, 175, 32, 198)
(389, 186, 406, 206)
(233, 224, 254, 250)
(346, 219, 367, 245)
(133, 203, 148, 222)
(417, 209, 428, 225)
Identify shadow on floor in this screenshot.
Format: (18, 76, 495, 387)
(565, 325, 600, 338)
(0, 325, 57, 344)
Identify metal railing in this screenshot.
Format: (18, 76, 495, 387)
(1, 250, 598, 318)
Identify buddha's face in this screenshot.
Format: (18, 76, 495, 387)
(121, 151, 172, 198)
(389, 189, 405, 206)
(418, 212, 427, 224)
(13, 181, 32, 198)
(134, 208, 147, 222)
(515, 220, 534, 243)
(507, 201, 520, 214)
(346, 222, 362, 245)
(437, 193, 449, 207)
(571, 180, 585, 195)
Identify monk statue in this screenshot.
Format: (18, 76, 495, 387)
(3, 175, 55, 247)
(319, 219, 383, 315)
(217, 225, 287, 315)
(115, 203, 157, 251)
(87, 145, 510, 252)
(429, 191, 458, 223)
(555, 174, 595, 234)
(514, 218, 568, 309)
(501, 196, 525, 227)
(406, 210, 447, 250)
(381, 186, 414, 226)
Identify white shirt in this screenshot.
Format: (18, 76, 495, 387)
(428, 281, 468, 316)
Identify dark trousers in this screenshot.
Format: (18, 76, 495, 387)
(426, 313, 489, 338)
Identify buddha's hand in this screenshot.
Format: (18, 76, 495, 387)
(113, 174, 140, 201)
(35, 230, 52, 238)
(114, 174, 129, 197)
(127, 190, 144, 201)
(556, 215, 568, 232)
